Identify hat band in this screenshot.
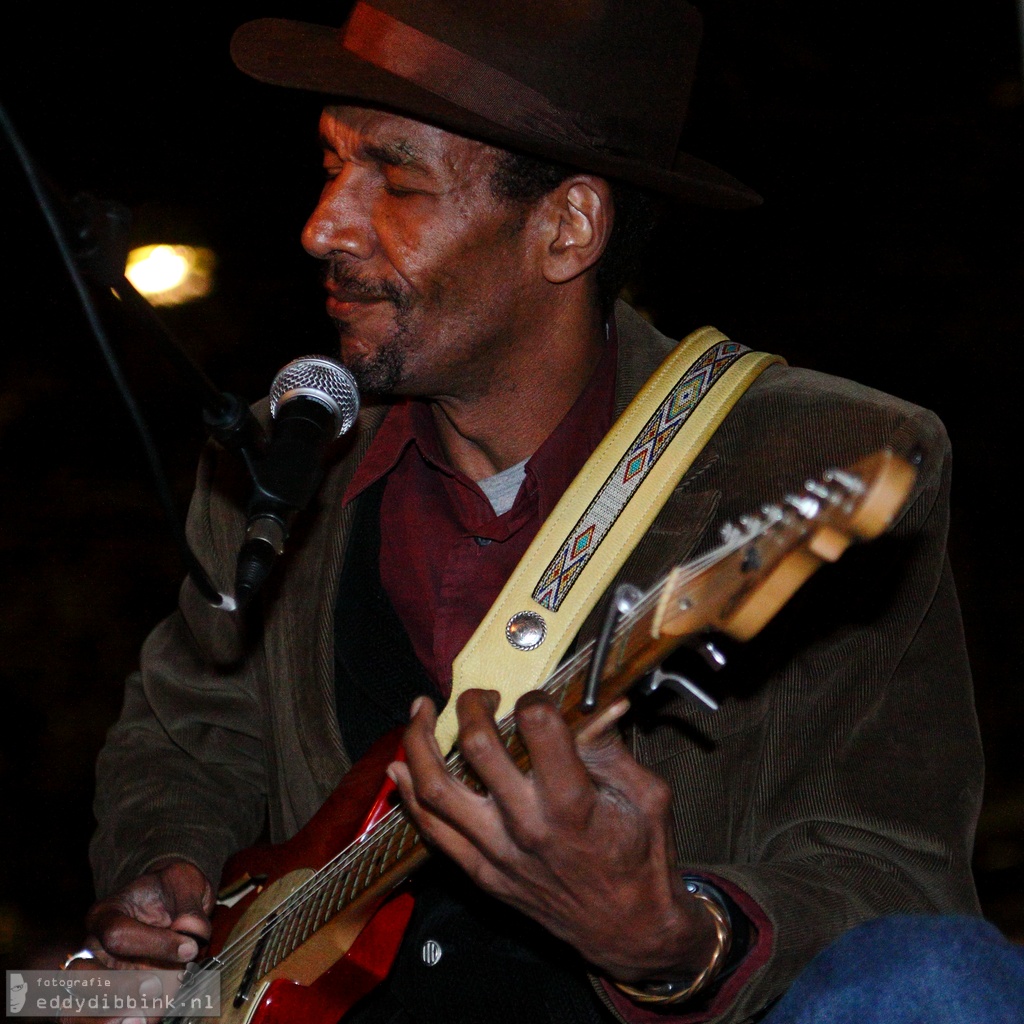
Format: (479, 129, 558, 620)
(340, 2, 603, 151)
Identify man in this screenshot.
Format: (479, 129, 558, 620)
(79, 2, 996, 1022)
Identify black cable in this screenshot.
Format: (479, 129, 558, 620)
(0, 99, 232, 609)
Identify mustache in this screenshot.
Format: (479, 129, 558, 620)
(323, 264, 409, 307)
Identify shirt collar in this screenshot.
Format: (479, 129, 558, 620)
(343, 325, 618, 512)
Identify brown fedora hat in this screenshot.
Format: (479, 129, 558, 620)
(230, 0, 761, 209)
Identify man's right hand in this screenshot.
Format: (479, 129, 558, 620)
(83, 858, 215, 967)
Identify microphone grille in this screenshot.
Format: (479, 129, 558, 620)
(269, 355, 361, 438)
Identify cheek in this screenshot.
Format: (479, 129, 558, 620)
(387, 229, 467, 303)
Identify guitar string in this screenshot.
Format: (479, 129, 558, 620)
(189, 523, 771, 990)
(182, 488, 835, 1009)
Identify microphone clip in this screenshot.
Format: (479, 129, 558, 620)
(233, 357, 360, 609)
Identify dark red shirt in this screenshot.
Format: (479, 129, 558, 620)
(343, 337, 617, 696)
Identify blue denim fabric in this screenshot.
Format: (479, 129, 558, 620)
(763, 915, 1024, 1023)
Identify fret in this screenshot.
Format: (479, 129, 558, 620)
(350, 845, 373, 896)
(252, 912, 278, 985)
(258, 924, 282, 977)
(303, 871, 330, 940)
(289, 895, 314, 954)
(337, 861, 357, 908)
(367, 837, 387, 880)
(381, 818, 399, 873)
(322, 865, 344, 921)
(275, 889, 308, 964)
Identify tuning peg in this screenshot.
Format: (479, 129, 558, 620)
(638, 667, 719, 712)
(695, 640, 726, 670)
(822, 468, 865, 494)
(719, 520, 742, 543)
(785, 493, 820, 519)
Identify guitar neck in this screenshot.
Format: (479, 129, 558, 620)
(213, 448, 915, 988)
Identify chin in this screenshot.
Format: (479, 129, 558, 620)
(344, 347, 406, 396)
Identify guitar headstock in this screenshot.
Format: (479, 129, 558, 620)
(653, 448, 917, 642)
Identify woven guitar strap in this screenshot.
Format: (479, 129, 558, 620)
(436, 327, 783, 754)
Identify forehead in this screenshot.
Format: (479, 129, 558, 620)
(318, 104, 501, 178)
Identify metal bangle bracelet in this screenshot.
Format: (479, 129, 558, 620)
(613, 889, 733, 1006)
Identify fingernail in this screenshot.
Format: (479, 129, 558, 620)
(178, 939, 198, 960)
(607, 698, 630, 719)
(386, 763, 399, 784)
(410, 697, 426, 717)
(138, 975, 163, 998)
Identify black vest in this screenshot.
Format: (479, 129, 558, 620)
(334, 480, 614, 1024)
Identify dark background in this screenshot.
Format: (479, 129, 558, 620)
(1, 1, 1021, 972)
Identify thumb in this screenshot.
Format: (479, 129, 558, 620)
(157, 862, 214, 942)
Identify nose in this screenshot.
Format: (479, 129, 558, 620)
(302, 171, 375, 261)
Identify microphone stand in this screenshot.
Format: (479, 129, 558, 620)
(3, 99, 263, 610)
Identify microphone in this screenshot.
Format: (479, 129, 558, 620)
(234, 355, 360, 608)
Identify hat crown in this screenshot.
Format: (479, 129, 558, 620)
(342, 0, 702, 167)
(230, 0, 761, 207)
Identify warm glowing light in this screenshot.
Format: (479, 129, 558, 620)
(124, 244, 215, 306)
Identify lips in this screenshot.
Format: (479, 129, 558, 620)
(325, 290, 387, 318)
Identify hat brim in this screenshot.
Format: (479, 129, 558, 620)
(231, 18, 761, 210)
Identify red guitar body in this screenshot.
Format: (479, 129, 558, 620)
(205, 728, 415, 1024)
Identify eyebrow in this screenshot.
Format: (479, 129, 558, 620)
(319, 131, 434, 176)
(362, 138, 430, 173)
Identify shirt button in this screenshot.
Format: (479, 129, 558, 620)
(474, 536, 492, 546)
(421, 939, 443, 966)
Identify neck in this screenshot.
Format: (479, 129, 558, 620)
(430, 300, 607, 481)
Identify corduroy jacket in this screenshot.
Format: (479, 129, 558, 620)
(91, 302, 983, 1024)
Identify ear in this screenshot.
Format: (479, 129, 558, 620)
(540, 176, 614, 285)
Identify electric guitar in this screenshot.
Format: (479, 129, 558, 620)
(168, 448, 917, 1024)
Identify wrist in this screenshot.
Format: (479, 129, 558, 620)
(611, 878, 733, 1007)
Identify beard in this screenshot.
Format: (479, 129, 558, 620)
(325, 263, 414, 396)
(342, 332, 407, 395)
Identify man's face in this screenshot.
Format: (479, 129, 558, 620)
(303, 105, 540, 399)
(9, 973, 27, 1013)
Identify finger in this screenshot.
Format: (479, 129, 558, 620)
(452, 689, 538, 815)
(400, 697, 506, 839)
(569, 697, 664, 799)
(575, 697, 631, 747)
(86, 905, 197, 964)
(511, 691, 596, 818)
(387, 758, 504, 882)
(402, 695, 446, 770)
